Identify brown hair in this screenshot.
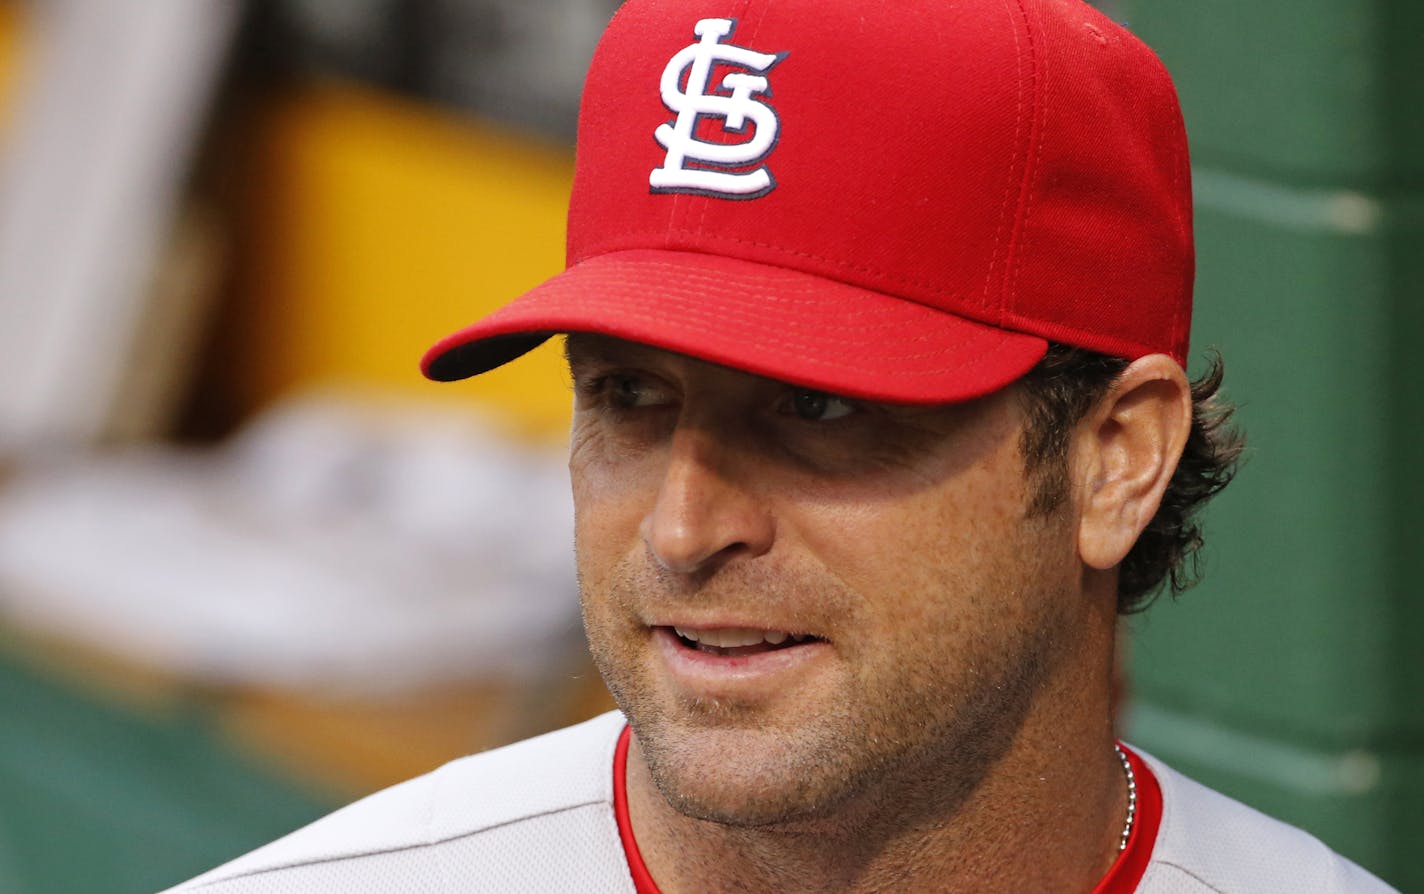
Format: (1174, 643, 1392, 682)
(1017, 344, 1246, 614)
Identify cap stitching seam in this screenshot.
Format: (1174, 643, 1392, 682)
(504, 278, 1034, 364)
(694, 0, 765, 243)
(996, 307, 1160, 360)
(1005, 0, 1047, 313)
(1170, 114, 1191, 358)
(549, 299, 1029, 370)
(576, 233, 976, 302)
(977, 0, 1032, 318)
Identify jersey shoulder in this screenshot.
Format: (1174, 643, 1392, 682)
(162, 710, 632, 893)
(1137, 749, 1397, 893)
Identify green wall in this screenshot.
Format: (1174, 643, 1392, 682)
(1117, 3, 1422, 890)
(0, 655, 332, 894)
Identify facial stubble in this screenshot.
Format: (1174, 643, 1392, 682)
(579, 530, 1074, 835)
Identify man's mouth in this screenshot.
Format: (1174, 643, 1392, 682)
(670, 625, 821, 657)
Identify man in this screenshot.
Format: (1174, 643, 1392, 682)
(168, 0, 1395, 891)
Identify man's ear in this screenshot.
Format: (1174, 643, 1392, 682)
(1075, 354, 1192, 571)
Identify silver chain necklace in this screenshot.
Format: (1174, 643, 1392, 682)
(1113, 744, 1137, 853)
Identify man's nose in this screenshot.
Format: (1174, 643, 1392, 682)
(639, 425, 775, 576)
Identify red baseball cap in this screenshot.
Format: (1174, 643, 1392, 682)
(422, 0, 1193, 404)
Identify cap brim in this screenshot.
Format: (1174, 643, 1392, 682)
(421, 249, 1048, 404)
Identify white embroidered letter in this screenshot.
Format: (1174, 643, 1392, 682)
(650, 18, 785, 198)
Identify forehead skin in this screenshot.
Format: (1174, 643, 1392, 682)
(564, 334, 1094, 846)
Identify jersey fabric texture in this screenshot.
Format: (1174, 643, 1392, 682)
(162, 711, 1396, 893)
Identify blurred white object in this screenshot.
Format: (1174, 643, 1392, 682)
(0, 392, 581, 695)
(0, 0, 241, 450)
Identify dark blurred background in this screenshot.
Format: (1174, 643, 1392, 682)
(0, 1, 1417, 891)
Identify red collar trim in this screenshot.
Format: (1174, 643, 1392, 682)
(614, 725, 662, 894)
(1092, 743, 1163, 894)
(613, 726, 1162, 894)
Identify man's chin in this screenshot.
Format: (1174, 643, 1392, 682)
(653, 768, 849, 829)
(635, 721, 865, 829)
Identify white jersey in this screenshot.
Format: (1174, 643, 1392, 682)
(162, 711, 1395, 893)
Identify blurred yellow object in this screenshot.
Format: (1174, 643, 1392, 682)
(229, 81, 575, 441)
(0, 2, 28, 130)
(0, 74, 607, 800)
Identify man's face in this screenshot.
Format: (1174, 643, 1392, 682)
(567, 335, 1086, 828)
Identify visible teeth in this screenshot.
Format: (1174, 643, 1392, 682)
(672, 626, 802, 647)
(704, 627, 765, 648)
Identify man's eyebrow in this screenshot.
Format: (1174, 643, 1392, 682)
(562, 333, 606, 366)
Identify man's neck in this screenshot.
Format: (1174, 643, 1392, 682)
(624, 661, 1127, 894)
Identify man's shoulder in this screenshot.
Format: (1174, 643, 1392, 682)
(1138, 749, 1397, 893)
(162, 711, 632, 893)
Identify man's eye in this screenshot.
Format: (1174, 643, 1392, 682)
(609, 375, 644, 407)
(600, 373, 671, 410)
(789, 389, 856, 421)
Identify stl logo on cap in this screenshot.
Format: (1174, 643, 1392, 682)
(649, 18, 786, 199)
